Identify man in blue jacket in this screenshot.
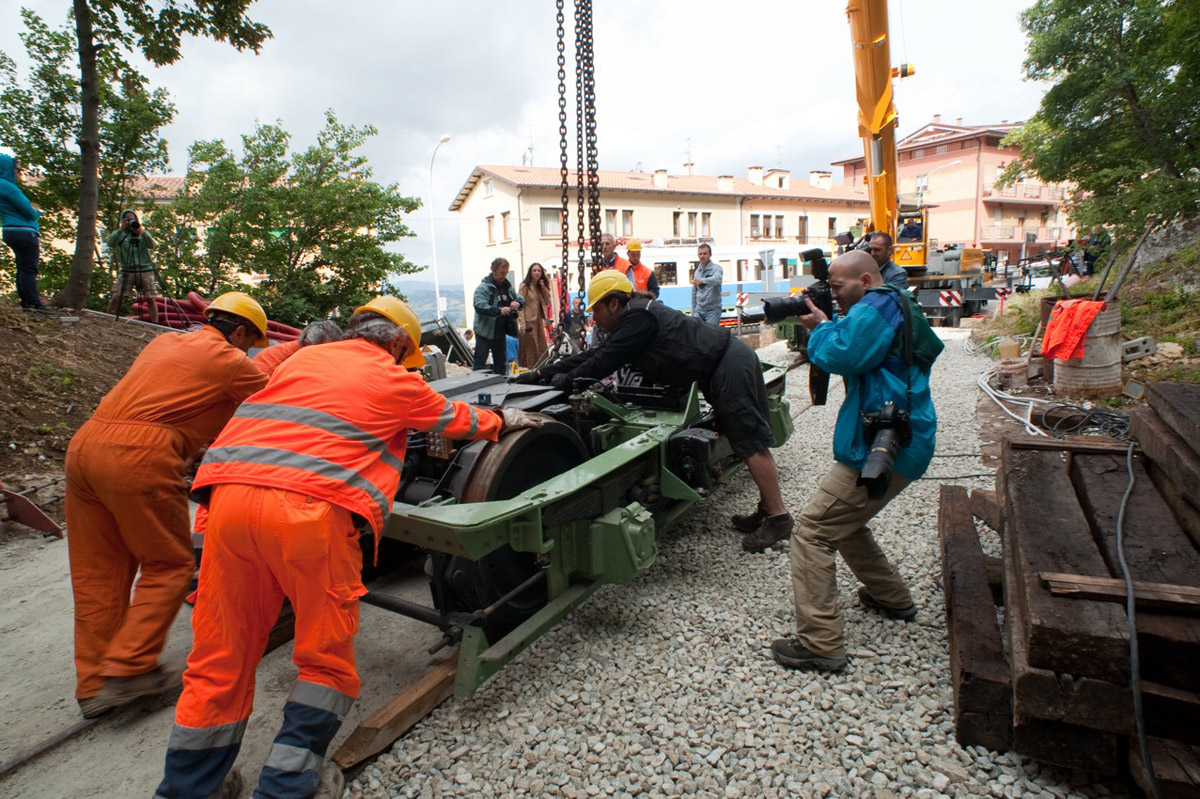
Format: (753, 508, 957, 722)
(772, 249, 941, 672)
(472, 257, 523, 374)
(0, 154, 50, 313)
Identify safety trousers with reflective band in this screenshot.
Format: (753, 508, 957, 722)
(157, 483, 363, 799)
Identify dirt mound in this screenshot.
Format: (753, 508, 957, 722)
(0, 300, 156, 539)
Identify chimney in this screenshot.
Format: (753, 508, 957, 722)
(933, 114, 941, 124)
(717, 175, 734, 192)
(955, 117, 963, 126)
(748, 166, 764, 186)
(652, 169, 668, 189)
(809, 170, 832, 190)
(683, 162, 694, 176)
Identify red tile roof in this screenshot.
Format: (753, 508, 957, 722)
(831, 122, 1023, 165)
(450, 165, 868, 211)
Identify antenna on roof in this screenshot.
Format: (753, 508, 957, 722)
(684, 138, 693, 167)
(522, 126, 535, 166)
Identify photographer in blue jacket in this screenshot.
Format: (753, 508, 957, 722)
(771, 249, 942, 672)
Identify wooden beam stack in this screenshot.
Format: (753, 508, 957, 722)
(939, 383, 1200, 796)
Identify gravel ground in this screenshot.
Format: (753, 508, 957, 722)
(348, 330, 1132, 799)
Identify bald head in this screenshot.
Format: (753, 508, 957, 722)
(828, 250, 883, 311)
(830, 250, 882, 281)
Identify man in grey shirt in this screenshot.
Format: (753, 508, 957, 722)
(691, 243, 723, 325)
(867, 231, 908, 291)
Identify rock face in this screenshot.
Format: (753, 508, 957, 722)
(346, 333, 1130, 799)
(1132, 216, 1200, 274)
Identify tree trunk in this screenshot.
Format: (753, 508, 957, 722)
(57, 0, 100, 309)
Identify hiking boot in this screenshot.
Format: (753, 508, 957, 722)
(858, 586, 918, 621)
(731, 504, 767, 533)
(771, 637, 847, 672)
(314, 762, 345, 799)
(215, 768, 243, 799)
(77, 696, 116, 719)
(740, 512, 794, 553)
(95, 664, 180, 707)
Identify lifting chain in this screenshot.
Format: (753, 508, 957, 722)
(550, 0, 600, 354)
(580, 0, 600, 280)
(556, 0, 570, 328)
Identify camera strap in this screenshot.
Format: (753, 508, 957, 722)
(892, 288, 914, 413)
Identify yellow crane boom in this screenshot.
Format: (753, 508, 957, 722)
(846, 0, 911, 240)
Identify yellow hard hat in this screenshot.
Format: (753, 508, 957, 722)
(586, 270, 633, 311)
(626, 239, 642, 252)
(205, 291, 269, 347)
(352, 296, 425, 368)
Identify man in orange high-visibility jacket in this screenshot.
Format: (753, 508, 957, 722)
(66, 292, 271, 720)
(624, 239, 660, 297)
(189, 321, 345, 572)
(157, 297, 543, 799)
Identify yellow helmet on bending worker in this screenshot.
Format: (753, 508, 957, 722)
(351, 296, 425, 368)
(204, 291, 270, 348)
(586, 270, 633, 311)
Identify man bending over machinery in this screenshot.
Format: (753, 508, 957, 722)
(515, 271, 793, 552)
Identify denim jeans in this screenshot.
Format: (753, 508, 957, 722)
(2, 228, 44, 308)
(693, 306, 722, 326)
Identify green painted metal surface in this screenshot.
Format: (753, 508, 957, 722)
(388, 368, 792, 696)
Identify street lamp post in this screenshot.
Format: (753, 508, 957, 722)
(428, 134, 451, 319)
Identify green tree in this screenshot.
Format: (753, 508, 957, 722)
(0, 9, 175, 305)
(1000, 0, 1200, 243)
(171, 111, 422, 326)
(56, 0, 269, 309)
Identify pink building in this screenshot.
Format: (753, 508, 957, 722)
(832, 115, 1075, 265)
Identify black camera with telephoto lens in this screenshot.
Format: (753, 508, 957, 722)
(857, 401, 912, 500)
(761, 248, 834, 322)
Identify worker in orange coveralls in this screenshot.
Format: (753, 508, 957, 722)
(157, 297, 544, 799)
(189, 320, 346, 567)
(65, 292, 271, 720)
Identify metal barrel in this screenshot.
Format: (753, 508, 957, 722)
(1053, 301, 1123, 398)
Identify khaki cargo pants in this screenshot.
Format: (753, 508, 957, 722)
(790, 461, 913, 659)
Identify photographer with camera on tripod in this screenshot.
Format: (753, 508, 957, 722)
(107, 210, 158, 324)
(770, 249, 942, 673)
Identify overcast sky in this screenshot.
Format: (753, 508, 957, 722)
(1, 0, 1045, 286)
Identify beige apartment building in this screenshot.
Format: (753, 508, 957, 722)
(833, 115, 1076, 265)
(449, 165, 869, 323)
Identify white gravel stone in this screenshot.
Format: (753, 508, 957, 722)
(347, 333, 1131, 799)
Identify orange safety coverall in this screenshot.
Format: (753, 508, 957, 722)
(65, 326, 267, 701)
(251, 339, 300, 376)
(191, 340, 302, 553)
(158, 338, 503, 799)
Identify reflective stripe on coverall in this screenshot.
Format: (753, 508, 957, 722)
(160, 338, 503, 798)
(65, 326, 267, 700)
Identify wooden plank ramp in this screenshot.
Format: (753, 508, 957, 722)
(333, 655, 457, 769)
(938, 484, 1012, 751)
(1071, 452, 1200, 692)
(1001, 445, 1129, 684)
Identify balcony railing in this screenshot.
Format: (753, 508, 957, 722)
(982, 226, 1065, 242)
(982, 182, 1067, 202)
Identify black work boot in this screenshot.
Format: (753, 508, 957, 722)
(771, 637, 848, 671)
(740, 512, 794, 553)
(858, 587, 918, 621)
(731, 503, 767, 533)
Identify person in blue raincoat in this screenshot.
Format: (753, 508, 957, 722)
(770, 249, 941, 673)
(0, 154, 49, 312)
